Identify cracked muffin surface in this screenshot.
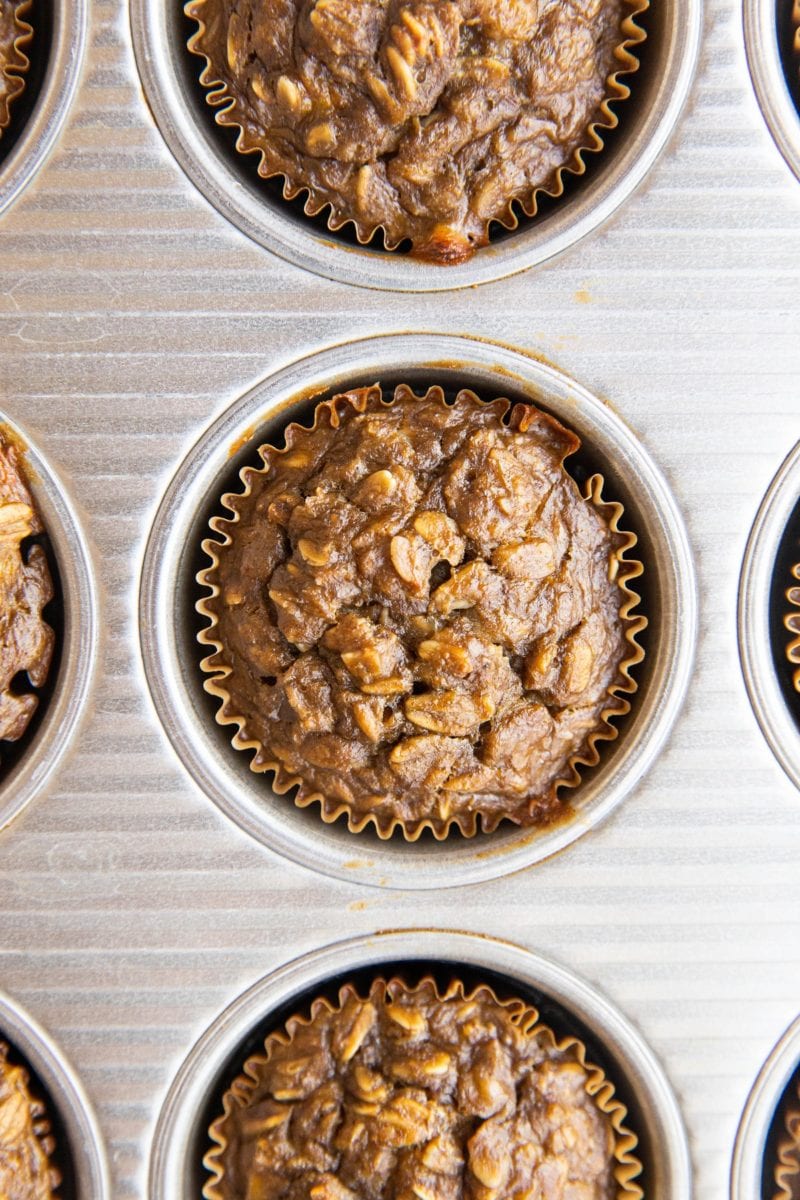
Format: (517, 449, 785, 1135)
(204, 978, 636, 1200)
(0, 1041, 60, 1200)
(186, 0, 645, 262)
(0, 0, 31, 137)
(0, 433, 55, 753)
(199, 386, 640, 838)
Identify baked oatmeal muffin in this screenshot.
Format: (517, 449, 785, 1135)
(774, 1080, 800, 1200)
(0, 431, 55, 755)
(185, 0, 648, 262)
(0, 0, 32, 139)
(203, 977, 643, 1200)
(198, 385, 644, 839)
(0, 1039, 60, 1199)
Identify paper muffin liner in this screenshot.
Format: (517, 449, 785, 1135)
(794, 1, 800, 60)
(184, 1, 649, 262)
(774, 1080, 800, 1200)
(203, 975, 644, 1200)
(0, 0, 33, 136)
(0, 1038, 61, 1196)
(787, 561, 800, 694)
(196, 385, 646, 841)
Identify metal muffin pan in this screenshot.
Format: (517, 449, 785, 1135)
(0, 986, 111, 1198)
(1, 0, 800, 1196)
(139, 332, 697, 891)
(148, 928, 691, 1200)
(0, 0, 88, 215)
(130, 0, 701, 291)
(731, 1013, 800, 1200)
(0, 410, 97, 834)
(744, 0, 800, 184)
(739, 439, 800, 793)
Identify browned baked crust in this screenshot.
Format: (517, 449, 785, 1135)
(786, 563, 800, 693)
(185, 0, 648, 263)
(0, 1040, 60, 1199)
(775, 1082, 800, 1200)
(198, 385, 644, 839)
(0, 0, 32, 136)
(0, 432, 55, 749)
(203, 977, 643, 1200)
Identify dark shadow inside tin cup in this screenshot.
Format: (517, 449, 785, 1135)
(0, 1034, 78, 1197)
(777, 0, 800, 115)
(769, 495, 800, 732)
(0, 0, 54, 166)
(183, 369, 653, 848)
(0, 526, 64, 785)
(175, 3, 656, 258)
(186, 957, 652, 1198)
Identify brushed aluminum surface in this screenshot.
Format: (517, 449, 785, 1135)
(0, 0, 799, 1197)
(139, 333, 697, 890)
(0, 988, 111, 1198)
(0, 410, 98, 834)
(148, 930, 691, 1199)
(130, 0, 701, 291)
(0, 0, 88, 215)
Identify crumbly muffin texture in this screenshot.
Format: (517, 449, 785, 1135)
(200, 386, 637, 837)
(0, 434, 55, 749)
(186, 0, 643, 262)
(205, 980, 623, 1200)
(0, 0, 31, 135)
(0, 1041, 60, 1200)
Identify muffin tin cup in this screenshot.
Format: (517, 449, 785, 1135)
(130, 0, 700, 292)
(0, 410, 98, 833)
(147, 928, 691, 1200)
(0, 0, 88, 215)
(738, 439, 800, 792)
(138, 332, 697, 890)
(0, 987, 111, 1198)
(731, 1014, 800, 1200)
(744, 0, 800, 183)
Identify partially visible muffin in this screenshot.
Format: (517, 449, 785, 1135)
(0, 431, 55, 756)
(203, 977, 643, 1200)
(0, 1039, 60, 1199)
(186, 0, 648, 262)
(786, 561, 800, 694)
(774, 1080, 800, 1200)
(0, 0, 32, 139)
(198, 385, 644, 839)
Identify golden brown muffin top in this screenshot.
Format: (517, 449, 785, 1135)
(205, 979, 638, 1200)
(0, 433, 55, 748)
(199, 386, 641, 838)
(0, 1041, 60, 1200)
(0, 0, 32, 133)
(186, 0, 646, 261)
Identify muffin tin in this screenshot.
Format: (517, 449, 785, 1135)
(0, 0, 87, 214)
(148, 929, 691, 1199)
(739, 440, 800, 792)
(130, 0, 701, 290)
(140, 333, 695, 888)
(0, 0, 799, 1198)
(0, 410, 97, 833)
(732, 1015, 800, 1200)
(745, 0, 800, 182)
(0, 987, 111, 1198)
